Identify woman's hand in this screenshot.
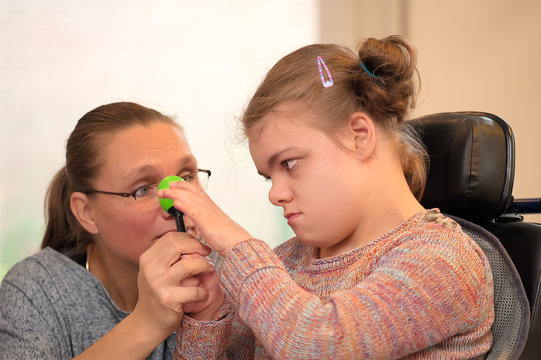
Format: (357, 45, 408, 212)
(131, 233, 216, 340)
(74, 233, 220, 359)
(180, 253, 225, 321)
(159, 181, 252, 257)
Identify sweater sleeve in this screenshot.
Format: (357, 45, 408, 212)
(175, 297, 258, 360)
(219, 233, 493, 359)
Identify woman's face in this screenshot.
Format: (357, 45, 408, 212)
(248, 102, 368, 253)
(87, 121, 200, 267)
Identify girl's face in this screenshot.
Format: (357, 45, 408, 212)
(86, 122, 200, 267)
(249, 102, 368, 254)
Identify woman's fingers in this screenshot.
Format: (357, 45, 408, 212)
(179, 275, 201, 287)
(154, 232, 211, 259)
(168, 285, 209, 306)
(133, 249, 214, 333)
(177, 254, 214, 286)
(170, 255, 215, 282)
(139, 233, 211, 275)
(138, 243, 214, 302)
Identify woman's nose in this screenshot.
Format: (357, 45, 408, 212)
(160, 204, 199, 237)
(160, 203, 173, 219)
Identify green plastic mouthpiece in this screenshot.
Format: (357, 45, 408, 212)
(158, 175, 186, 232)
(158, 175, 184, 212)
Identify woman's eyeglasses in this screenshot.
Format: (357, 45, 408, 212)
(81, 169, 211, 201)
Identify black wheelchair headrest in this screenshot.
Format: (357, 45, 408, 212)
(411, 112, 515, 222)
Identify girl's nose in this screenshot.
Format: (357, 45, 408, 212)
(268, 179, 293, 206)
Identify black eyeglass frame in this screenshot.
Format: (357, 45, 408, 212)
(80, 169, 211, 200)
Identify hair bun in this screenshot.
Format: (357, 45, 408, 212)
(358, 35, 417, 83)
(353, 35, 419, 123)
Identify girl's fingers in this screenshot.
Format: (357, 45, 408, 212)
(159, 184, 251, 256)
(158, 182, 210, 218)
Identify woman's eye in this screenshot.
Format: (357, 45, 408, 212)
(181, 173, 195, 183)
(133, 185, 154, 199)
(282, 159, 298, 170)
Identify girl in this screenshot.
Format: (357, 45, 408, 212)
(163, 36, 494, 359)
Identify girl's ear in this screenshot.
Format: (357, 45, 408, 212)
(70, 192, 98, 234)
(346, 112, 376, 158)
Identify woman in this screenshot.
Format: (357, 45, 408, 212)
(0, 102, 222, 359)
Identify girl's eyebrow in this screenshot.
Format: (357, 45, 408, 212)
(257, 146, 301, 178)
(267, 147, 299, 168)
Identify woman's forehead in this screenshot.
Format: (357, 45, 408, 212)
(97, 123, 194, 179)
(106, 122, 188, 152)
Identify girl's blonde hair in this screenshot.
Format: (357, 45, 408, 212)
(242, 35, 427, 198)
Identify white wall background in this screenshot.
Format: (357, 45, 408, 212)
(0, 0, 316, 277)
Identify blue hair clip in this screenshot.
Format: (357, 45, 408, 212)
(360, 61, 376, 78)
(317, 56, 334, 88)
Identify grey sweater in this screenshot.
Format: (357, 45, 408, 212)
(0, 247, 175, 359)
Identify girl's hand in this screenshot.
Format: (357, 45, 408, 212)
(131, 233, 215, 339)
(159, 181, 252, 257)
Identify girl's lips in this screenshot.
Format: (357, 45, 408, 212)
(285, 212, 301, 225)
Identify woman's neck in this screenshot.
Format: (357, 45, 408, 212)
(87, 245, 139, 312)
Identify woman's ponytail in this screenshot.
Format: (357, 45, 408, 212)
(41, 166, 89, 257)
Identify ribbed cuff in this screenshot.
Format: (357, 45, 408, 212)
(175, 301, 234, 360)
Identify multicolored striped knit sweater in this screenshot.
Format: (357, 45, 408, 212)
(176, 209, 494, 359)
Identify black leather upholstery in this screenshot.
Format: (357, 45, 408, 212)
(412, 111, 539, 359)
(413, 112, 514, 222)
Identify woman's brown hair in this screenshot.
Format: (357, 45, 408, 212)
(242, 35, 427, 198)
(42, 102, 179, 260)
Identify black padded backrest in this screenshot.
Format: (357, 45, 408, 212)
(411, 112, 515, 222)
(412, 112, 537, 359)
